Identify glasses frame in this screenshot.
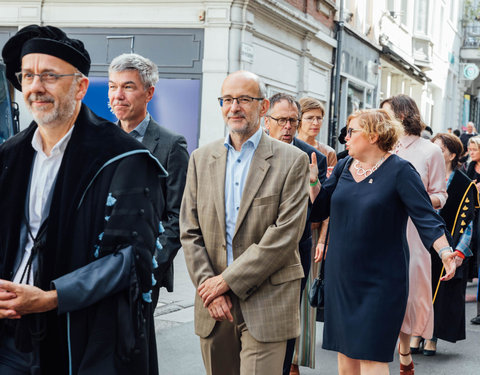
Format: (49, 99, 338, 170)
(268, 115, 300, 128)
(15, 71, 83, 86)
(346, 128, 363, 137)
(302, 115, 323, 123)
(217, 96, 264, 107)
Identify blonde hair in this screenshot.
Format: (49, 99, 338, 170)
(468, 136, 480, 149)
(346, 109, 404, 152)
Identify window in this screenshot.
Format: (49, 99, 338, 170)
(400, 0, 408, 26)
(449, 0, 456, 23)
(414, 0, 429, 35)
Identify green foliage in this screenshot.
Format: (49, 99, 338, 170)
(464, 0, 480, 23)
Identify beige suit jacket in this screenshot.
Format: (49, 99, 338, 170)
(180, 132, 309, 342)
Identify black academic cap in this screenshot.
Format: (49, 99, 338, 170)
(1, 24, 90, 91)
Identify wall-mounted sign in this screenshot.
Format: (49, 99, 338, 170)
(240, 43, 254, 64)
(463, 63, 479, 80)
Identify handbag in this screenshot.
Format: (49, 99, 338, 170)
(308, 157, 350, 309)
(308, 226, 328, 308)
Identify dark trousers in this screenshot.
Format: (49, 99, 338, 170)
(0, 332, 40, 375)
(282, 237, 312, 375)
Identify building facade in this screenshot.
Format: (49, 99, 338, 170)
(340, 0, 465, 134)
(460, 0, 480, 127)
(0, 0, 337, 149)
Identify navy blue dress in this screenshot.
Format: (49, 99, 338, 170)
(311, 154, 446, 362)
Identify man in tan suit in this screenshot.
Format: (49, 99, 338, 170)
(180, 71, 309, 374)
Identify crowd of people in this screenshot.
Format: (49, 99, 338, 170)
(0, 24, 479, 375)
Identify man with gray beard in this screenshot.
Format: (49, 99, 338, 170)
(0, 25, 164, 374)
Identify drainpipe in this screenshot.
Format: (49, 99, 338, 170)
(329, 0, 344, 149)
(40, 0, 45, 25)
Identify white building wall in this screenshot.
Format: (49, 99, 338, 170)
(369, 0, 464, 132)
(0, 0, 336, 147)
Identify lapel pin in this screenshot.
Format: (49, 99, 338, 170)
(368, 178, 373, 184)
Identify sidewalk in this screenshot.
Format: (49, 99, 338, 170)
(155, 251, 480, 374)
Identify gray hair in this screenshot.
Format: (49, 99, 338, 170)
(109, 53, 159, 89)
(267, 92, 300, 116)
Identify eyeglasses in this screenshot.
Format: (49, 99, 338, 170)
(218, 96, 264, 107)
(346, 128, 362, 137)
(268, 116, 299, 128)
(302, 115, 323, 123)
(15, 72, 83, 85)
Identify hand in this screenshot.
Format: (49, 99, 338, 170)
(0, 280, 58, 318)
(314, 242, 327, 263)
(440, 251, 456, 281)
(207, 295, 233, 322)
(198, 275, 230, 307)
(309, 152, 318, 184)
(455, 255, 463, 268)
(0, 287, 19, 319)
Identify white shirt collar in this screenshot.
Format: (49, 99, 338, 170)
(31, 125, 75, 157)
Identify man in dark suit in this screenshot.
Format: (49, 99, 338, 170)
(108, 53, 189, 306)
(264, 92, 327, 375)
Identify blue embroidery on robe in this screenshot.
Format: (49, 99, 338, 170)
(104, 216, 110, 221)
(152, 274, 157, 286)
(94, 245, 100, 258)
(152, 256, 158, 269)
(158, 221, 165, 233)
(142, 290, 152, 303)
(98, 232, 104, 241)
(106, 193, 117, 206)
(156, 238, 163, 251)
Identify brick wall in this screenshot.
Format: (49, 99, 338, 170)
(283, 0, 336, 30)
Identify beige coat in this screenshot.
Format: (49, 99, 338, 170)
(180, 132, 309, 342)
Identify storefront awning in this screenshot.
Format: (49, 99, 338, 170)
(381, 45, 431, 83)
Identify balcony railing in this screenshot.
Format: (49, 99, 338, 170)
(464, 24, 480, 48)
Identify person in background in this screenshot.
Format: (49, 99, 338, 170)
(381, 94, 447, 374)
(453, 129, 461, 138)
(310, 108, 456, 375)
(264, 92, 326, 375)
(296, 97, 337, 171)
(287, 96, 338, 375)
(447, 127, 453, 134)
(421, 126, 433, 140)
(460, 121, 477, 153)
(336, 126, 349, 161)
(108, 53, 189, 306)
(465, 136, 480, 325)
(423, 133, 479, 355)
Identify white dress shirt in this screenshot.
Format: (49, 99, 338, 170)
(13, 126, 74, 285)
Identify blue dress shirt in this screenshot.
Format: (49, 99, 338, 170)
(224, 127, 263, 265)
(121, 113, 150, 142)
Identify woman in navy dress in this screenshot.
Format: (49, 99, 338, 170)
(311, 109, 457, 375)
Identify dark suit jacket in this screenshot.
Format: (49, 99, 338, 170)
(143, 117, 189, 292)
(292, 137, 327, 246)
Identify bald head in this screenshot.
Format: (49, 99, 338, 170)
(219, 70, 269, 146)
(221, 71, 266, 98)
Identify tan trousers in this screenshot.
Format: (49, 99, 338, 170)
(199, 297, 287, 375)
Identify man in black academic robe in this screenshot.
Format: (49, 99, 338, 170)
(0, 25, 165, 375)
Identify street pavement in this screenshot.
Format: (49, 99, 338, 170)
(155, 250, 480, 374)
